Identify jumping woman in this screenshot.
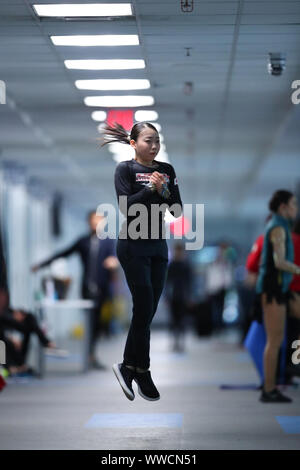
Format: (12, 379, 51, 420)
(101, 122, 183, 401)
(256, 190, 300, 403)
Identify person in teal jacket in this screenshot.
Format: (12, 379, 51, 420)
(256, 189, 300, 403)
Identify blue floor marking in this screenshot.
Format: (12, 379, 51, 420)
(220, 383, 260, 390)
(85, 413, 183, 428)
(276, 416, 300, 434)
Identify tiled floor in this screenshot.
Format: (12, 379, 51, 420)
(1, 328, 300, 450)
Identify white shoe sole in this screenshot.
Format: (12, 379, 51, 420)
(134, 379, 160, 401)
(112, 363, 135, 401)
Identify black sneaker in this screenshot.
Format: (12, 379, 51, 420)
(260, 388, 292, 403)
(134, 370, 160, 401)
(112, 363, 135, 401)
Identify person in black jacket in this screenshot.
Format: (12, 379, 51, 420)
(0, 223, 9, 315)
(101, 121, 183, 402)
(31, 210, 118, 370)
(165, 242, 193, 352)
(1, 307, 56, 375)
(0, 224, 9, 389)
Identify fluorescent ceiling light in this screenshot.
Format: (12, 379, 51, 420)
(97, 123, 107, 132)
(84, 96, 155, 107)
(51, 35, 139, 46)
(113, 154, 134, 164)
(76, 79, 150, 91)
(135, 110, 158, 121)
(97, 123, 108, 132)
(108, 142, 132, 153)
(109, 143, 134, 157)
(33, 4, 132, 17)
(92, 111, 107, 122)
(65, 59, 145, 70)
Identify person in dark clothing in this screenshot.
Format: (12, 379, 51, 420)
(165, 242, 192, 352)
(283, 217, 300, 381)
(0, 225, 9, 389)
(101, 121, 183, 402)
(0, 308, 56, 375)
(31, 211, 118, 370)
(0, 224, 9, 315)
(0, 224, 56, 377)
(256, 190, 300, 403)
(245, 217, 300, 384)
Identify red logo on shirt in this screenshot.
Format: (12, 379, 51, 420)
(136, 173, 151, 182)
(135, 173, 170, 183)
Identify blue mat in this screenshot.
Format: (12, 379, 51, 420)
(276, 416, 300, 434)
(244, 320, 287, 384)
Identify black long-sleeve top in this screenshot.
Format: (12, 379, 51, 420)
(114, 158, 183, 241)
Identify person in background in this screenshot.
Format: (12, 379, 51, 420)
(31, 210, 119, 371)
(286, 218, 300, 379)
(0, 307, 57, 376)
(0, 225, 8, 390)
(256, 190, 300, 403)
(206, 243, 233, 332)
(165, 242, 193, 352)
(246, 216, 300, 383)
(242, 215, 273, 336)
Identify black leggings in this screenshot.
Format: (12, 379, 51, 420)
(117, 239, 168, 369)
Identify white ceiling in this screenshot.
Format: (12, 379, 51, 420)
(0, 0, 299, 222)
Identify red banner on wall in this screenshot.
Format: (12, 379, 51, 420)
(106, 110, 134, 131)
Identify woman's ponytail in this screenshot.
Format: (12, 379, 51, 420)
(99, 121, 159, 148)
(99, 122, 130, 147)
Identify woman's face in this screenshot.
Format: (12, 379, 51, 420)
(283, 196, 298, 221)
(287, 196, 298, 220)
(130, 127, 160, 162)
(89, 213, 104, 232)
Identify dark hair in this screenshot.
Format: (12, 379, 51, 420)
(268, 189, 294, 213)
(293, 218, 300, 235)
(87, 209, 96, 220)
(99, 121, 158, 147)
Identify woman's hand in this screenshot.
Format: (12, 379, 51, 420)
(149, 172, 165, 193)
(103, 256, 119, 270)
(31, 264, 40, 273)
(12, 310, 26, 322)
